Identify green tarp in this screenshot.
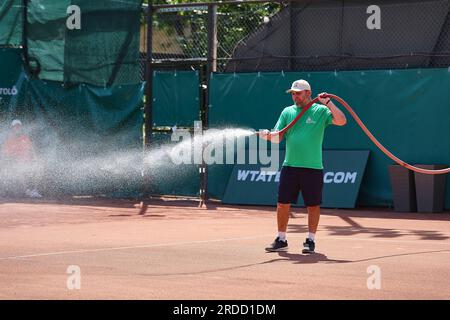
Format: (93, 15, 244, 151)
(1, 0, 142, 86)
(152, 70, 200, 127)
(26, 0, 69, 82)
(147, 132, 199, 197)
(0, 48, 27, 121)
(25, 0, 142, 86)
(64, 0, 142, 86)
(0, 0, 22, 46)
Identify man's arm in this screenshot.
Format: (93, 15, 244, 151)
(318, 93, 347, 126)
(326, 100, 347, 126)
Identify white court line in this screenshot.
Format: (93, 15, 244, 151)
(1, 234, 450, 261)
(0, 235, 268, 261)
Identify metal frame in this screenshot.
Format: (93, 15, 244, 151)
(145, 0, 284, 11)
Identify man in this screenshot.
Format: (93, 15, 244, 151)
(260, 80, 346, 253)
(0, 119, 42, 198)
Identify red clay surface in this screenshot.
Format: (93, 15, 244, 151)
(1, 197, 449, 300)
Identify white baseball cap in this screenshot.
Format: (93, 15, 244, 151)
(286, 79, 311, 93)
(11, 119, 22, 127)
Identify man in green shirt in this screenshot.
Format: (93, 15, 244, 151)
(260, 79, 346, 253)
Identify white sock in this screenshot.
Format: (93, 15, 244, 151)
(308, 232, 315, 241)
(278, 232, 287, 241)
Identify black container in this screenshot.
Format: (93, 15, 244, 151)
(414, 164, 448, 213)
(389, 165, 417, 212)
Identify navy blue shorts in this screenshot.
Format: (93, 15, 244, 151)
(277, 166, 324, 207)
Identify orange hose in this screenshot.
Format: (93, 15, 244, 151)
(276, 94, 449, 175)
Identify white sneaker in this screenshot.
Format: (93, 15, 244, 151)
(26, 189, 42, 198)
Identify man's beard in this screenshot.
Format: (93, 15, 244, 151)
(296, 99, 307, 107)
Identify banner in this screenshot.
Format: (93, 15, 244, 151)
(222, 150, 369, 208)
(0, 48, 26, 125)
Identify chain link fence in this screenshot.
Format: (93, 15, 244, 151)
(149, 1, 282, 71)
(140, 8, 148, 81)
(3, 1, 450, 81)
(149, 0, 450, 72)
(152, 8, 208, 62)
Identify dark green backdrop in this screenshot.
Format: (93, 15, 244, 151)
(1, 0, 142, 85)
(0, 0, 22, 46)
(152, 71, 200, 127)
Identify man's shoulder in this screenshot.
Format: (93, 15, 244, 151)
(281, 105, 296, 114)
(311, 103, 332, 115)
(311, 103, 328, 111)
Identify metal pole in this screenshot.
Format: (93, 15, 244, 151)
(152, 0, 283, 10)
(198, 64, 207, 208)
(144, 2, 153, 148)
(289, 1, 295, 71)
(199, 4, 218, 207)
(207, 4, 218, 74)
(142, 0, 153, 202)
(22, 0, 30, 72)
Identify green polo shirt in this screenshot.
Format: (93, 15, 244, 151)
(274, 103, 333, 169)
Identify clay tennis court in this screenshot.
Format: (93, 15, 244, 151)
(1, 197, 449, 300)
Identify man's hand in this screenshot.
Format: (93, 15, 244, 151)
(258, 130, 283, 143)
(317, 92, 347, 126)
(258, 129, 270, 140)
(317, 92, 331, 105)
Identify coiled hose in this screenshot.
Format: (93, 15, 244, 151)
(261, 94, 449, 175)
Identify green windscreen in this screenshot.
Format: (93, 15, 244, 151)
(25, 0, 142, 86)
(152, 70, 200, 127)
(0, 0, 23, 46)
